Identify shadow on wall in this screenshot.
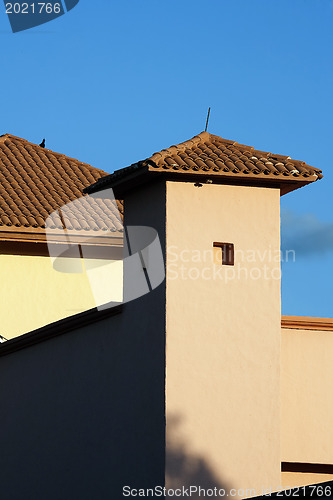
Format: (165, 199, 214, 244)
(166, 415, 233, 499)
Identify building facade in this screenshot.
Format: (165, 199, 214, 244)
(0, 132, 332, 499)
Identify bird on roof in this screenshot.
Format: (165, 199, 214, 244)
(39, 138, 45, 148)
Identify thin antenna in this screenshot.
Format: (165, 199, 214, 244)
(205, 107, 211, 132)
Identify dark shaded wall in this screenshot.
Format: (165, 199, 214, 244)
(0, 180, 166, 500)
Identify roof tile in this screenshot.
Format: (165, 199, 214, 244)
(85, 131, 322, 195)
(0, 134, 123, 233)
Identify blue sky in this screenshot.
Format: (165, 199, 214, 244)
(0, 0, 332, 317)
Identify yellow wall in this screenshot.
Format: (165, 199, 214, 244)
(0, 254, 122, 340)
(165, 182, 281, 497)
(281, 327, 333, 464)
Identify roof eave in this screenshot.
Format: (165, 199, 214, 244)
(0, 227, 123, 258)
(87, 168, 321, 198)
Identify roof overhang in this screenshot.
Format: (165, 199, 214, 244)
(87, 167, 319, 198)
(0, 226, 123, 258)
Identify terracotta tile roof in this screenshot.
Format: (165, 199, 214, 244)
(85, 131, 323, 196)
(0, 134, 123, 235)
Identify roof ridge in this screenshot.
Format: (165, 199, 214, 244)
(0, 133, 108, 176)
(0, 133, 29, 143)
(148, 131, 259, 163)
(209, 135, 317, 167)
(149, 131, 210, 163)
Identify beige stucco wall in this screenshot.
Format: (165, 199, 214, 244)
(165, 181, 281, 497)
(281, 327, 333, 464)
(0, 254, 122, 340)
(281, 472, 333, 489)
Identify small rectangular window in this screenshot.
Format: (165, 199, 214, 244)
(213, 242, 234, 266)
